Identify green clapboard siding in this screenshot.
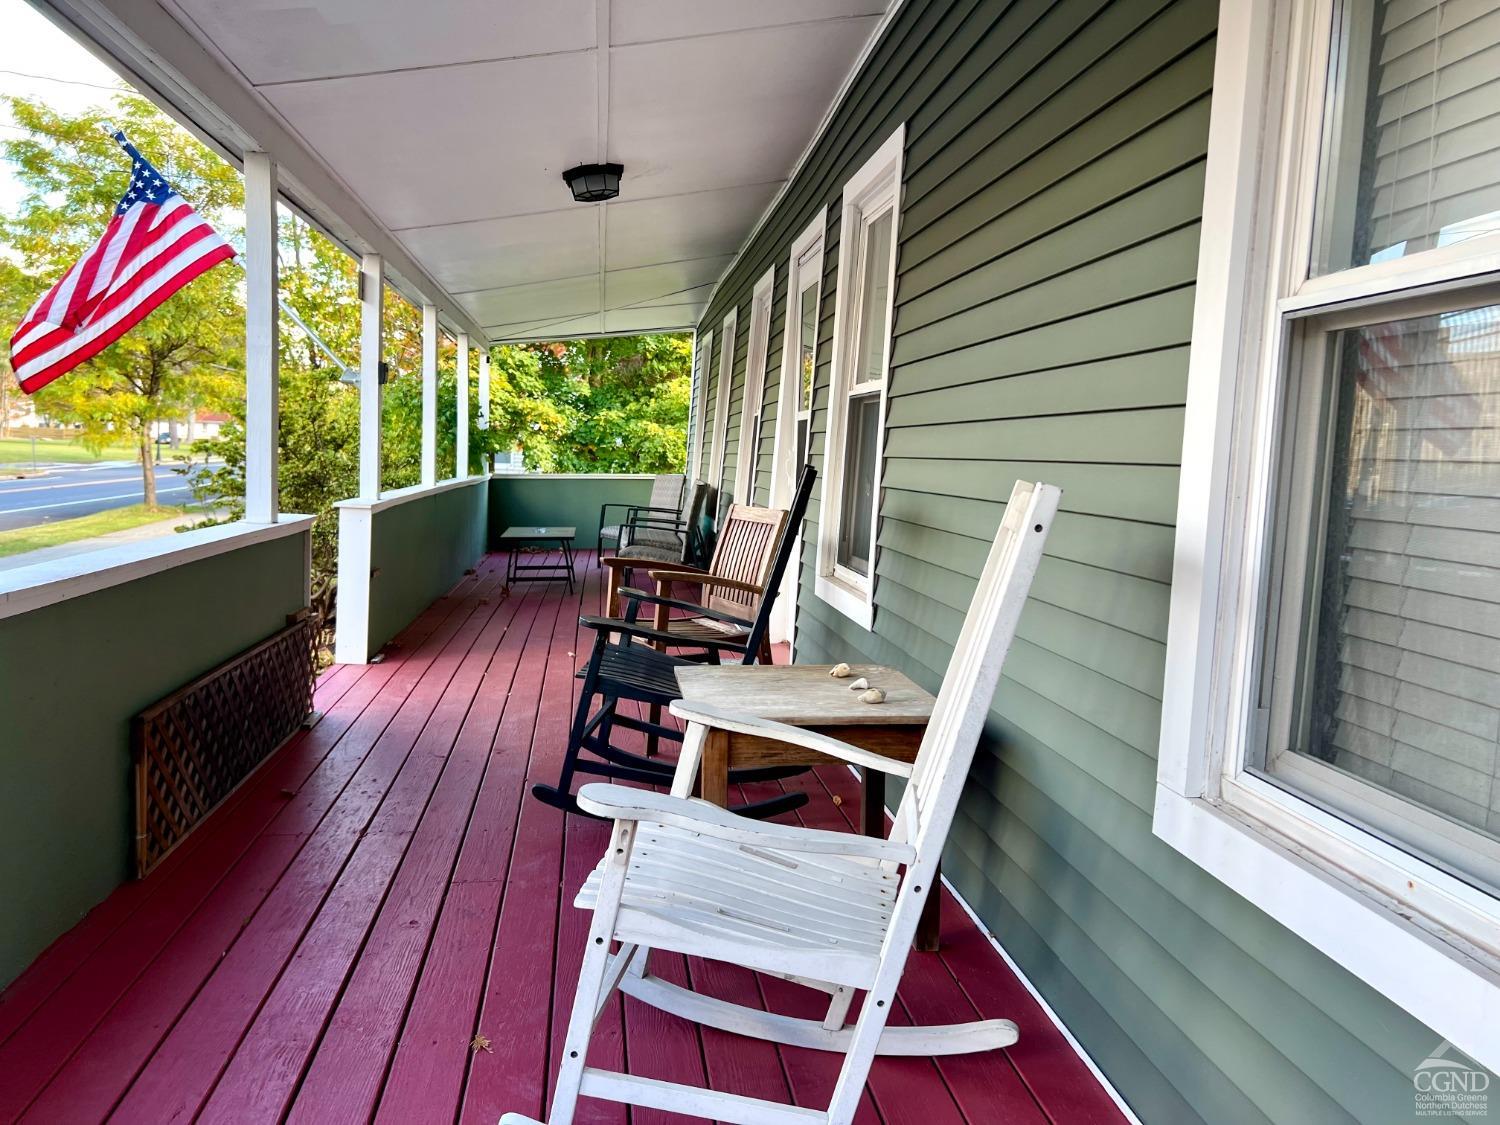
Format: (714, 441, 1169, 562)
(691, 1, 1463, 1122)
(366, 479, 488, 656)
(488, 474, 653, 549)
(0, 530, 309, 987)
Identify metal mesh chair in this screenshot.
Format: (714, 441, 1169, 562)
(597, 473, 684, 561)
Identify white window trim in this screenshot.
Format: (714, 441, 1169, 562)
(1157, 0, 1500, 1068)
(689, 328, 712, 481)
(815, 125, 904, 632)
(770, 211, 827, 651)
(734, 268, 776, 504)
(708, 308, 737, 491)
(770, 213, 827, 513)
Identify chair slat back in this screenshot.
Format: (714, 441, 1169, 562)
(701, 502, 788, 619)
(732, 464, 817, 665)
(649, 474, 685, 511)
(893, 480, 1060, 862)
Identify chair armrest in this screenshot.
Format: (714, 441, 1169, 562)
(616, 587, 753, 630)
(626, 504, 682, 516)
(669, 701, 917, 779)
(598, 501, 639, 525)
(575, 784, 915, 863)
(646, 570, 762, 596)
(599, 555, 645, 570)
(577, 615, 750, 651)
(643, 562, 710, 579)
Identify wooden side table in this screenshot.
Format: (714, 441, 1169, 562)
(674, 662, 942, 951)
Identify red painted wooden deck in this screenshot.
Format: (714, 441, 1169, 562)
(0, 552, 1126, 1125)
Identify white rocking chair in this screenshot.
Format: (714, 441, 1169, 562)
(501, 479, 1060, 1125)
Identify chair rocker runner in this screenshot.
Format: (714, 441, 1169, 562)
(531, 466, 817, 820)
(503, 479, 1061, 1125)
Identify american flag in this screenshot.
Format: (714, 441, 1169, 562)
(8, 130, 236, 394)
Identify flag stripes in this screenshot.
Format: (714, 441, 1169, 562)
(8, 132, 235, 394)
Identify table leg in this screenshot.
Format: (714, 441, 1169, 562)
(697, 729, 730, 807)
(859, 767, 940, 952)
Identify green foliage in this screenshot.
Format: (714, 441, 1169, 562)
(0, 95, 244, 503)
(488, 335, 691, 472)
(1, 95, 690, 593)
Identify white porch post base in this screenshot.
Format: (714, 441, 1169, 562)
(334, 506, 374, 664)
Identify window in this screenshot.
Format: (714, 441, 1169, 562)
(735, 269, 776, 504)
(816, 126, 903, 629)
(1159, 0, 1500, 1067)
(689, 328, 712, 481)
(708, 309, 737, 492)
(794, 248, 822, 474)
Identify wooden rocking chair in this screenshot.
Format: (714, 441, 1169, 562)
(501, 479, 1060, 1125)
(529, 467, 816, 819)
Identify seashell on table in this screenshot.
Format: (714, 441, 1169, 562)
(858, 688, 886, 704)
(829, 662, 853, 678)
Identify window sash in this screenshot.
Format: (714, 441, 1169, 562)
(1253, 295, 1500, 897)
(835, 388, 881, 581)
(828, 199, 895, 594)
(797, 277, 819, 418)
(1156, 0, 1500, 1051)
(736, 276, 774, 505)
(690, 329, 713, 480)
(708, 311, 736, 488)
(816, 125, 903, 629)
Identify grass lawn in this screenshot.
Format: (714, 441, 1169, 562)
(0, 436, 143, 465)
(0, 504, 195, 558)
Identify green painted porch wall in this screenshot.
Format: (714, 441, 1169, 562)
(695, 1, 1460, 1121)
(0, 530, 309, 987)
(488, 474, 653, 550)
(366, 479, 489, 657)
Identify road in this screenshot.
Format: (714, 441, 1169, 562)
(0, 460, 220, 532)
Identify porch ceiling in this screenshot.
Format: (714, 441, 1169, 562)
(156, 0, 889, 340)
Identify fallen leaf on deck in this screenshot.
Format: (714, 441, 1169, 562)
(471, 1032, 493, 1053)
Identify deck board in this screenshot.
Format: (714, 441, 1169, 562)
(0, 551, 1129, 1124)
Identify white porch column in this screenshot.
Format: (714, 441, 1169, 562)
(420, 302, 438, 488)
(358, 253, 383, 499)
(456, 332, 469, 478)
(243, 151, 279, 523)
(478, 350, 491, 429)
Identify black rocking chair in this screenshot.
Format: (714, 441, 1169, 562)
(533, 465, 817, 818)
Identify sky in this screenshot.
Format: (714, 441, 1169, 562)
(0, 0, 139, 216)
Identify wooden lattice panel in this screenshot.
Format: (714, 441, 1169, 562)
(132, 613, 315, 876)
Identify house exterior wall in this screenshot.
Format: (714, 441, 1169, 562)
(0, 530, 309, 987)
(487, 474, 653, 550)
(695, 1, 1457, 1121)
(364, 478, 489, 658)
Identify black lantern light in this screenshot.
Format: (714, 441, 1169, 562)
(562, 162, 623, 203)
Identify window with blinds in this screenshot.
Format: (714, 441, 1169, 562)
(1253, 0, 1500, 893)
(1314, 0, 1500, 274)
(1258, 305, 1500, 892)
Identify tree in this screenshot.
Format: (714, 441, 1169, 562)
(188, 212, 510, 580)
(486, 335, 691, 472)
(0, 258, 29, 438)
(0, 94, 244, 503)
